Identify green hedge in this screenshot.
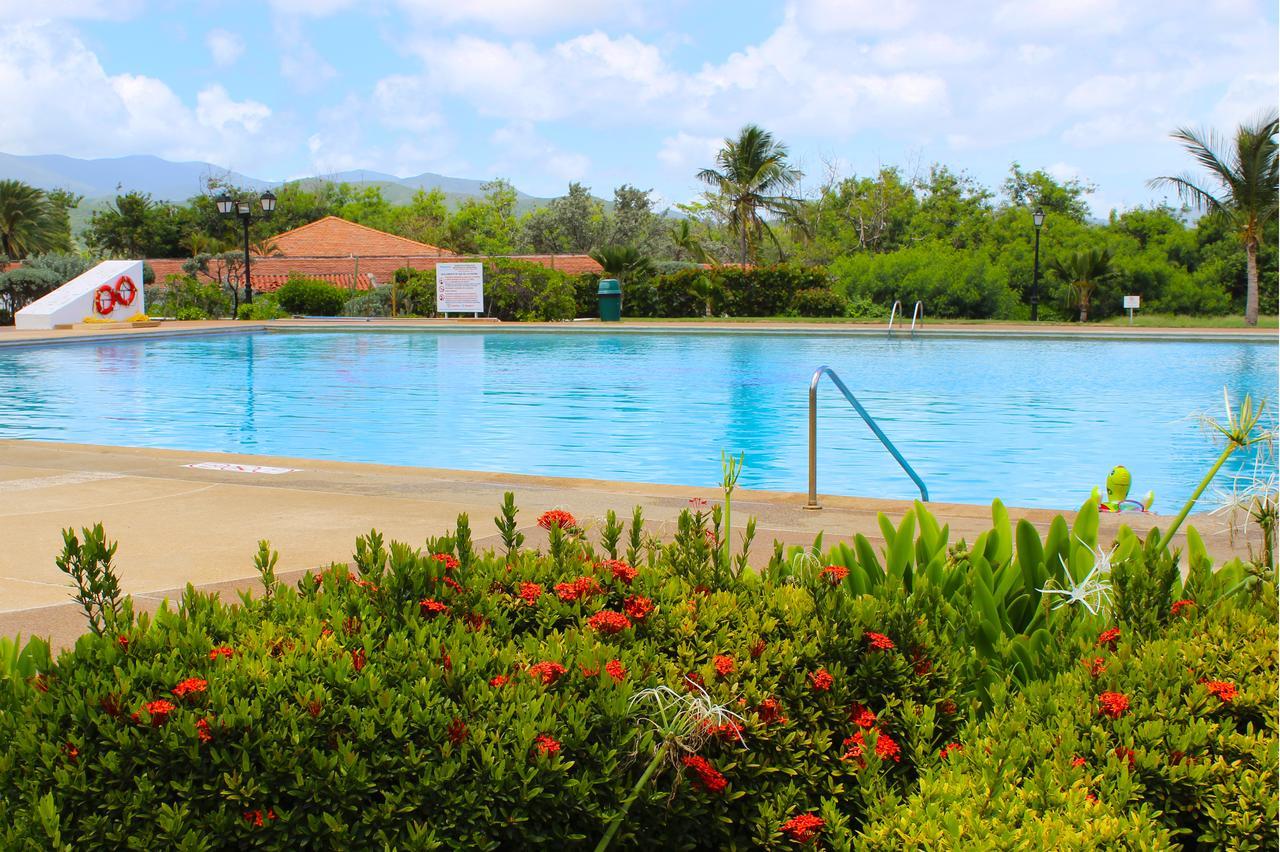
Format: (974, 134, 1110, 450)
(274, 275, 348, 316)
(0, 498, 1272, 848)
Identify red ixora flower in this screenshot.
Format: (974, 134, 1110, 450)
(808, 668, 834, 691)
(419, 598, 451, 618)
(431, 552, 460, 572)
(1203, 680, 1238, 703)
(116, 635, 129, 650)
(849, 702, 877, 729)
(684, 671, 706, 692)
(528, 661, 567, 686)
(134, 699, 177, 726)
(533, 733, 561, 757)
(1098, 691, 1130, 719)
(463, 612, 488, 631)
(780, 813, 825, 844)
(757, 697, 787, 725)
(1097, 628, 1121, 650)
(749, 639, 766, 659)
(209, 646, 234, 661)
(604, 659, 626, 683)
(602, 559, 637, 585)
(842, 730, 901, 764)
(351, 649, 366, 672)
(865, 631, 896, 652)
(700, 719, 745, 743)
(939, 742, 963, 760)
(517, 582, 543, 606)
(556, 576, 604, 603)
(682, 755, 727, 794)
(447, 717, 467, 745)
(63, 742, 79, 763)
(171, 678, 208, 700)
(820, 564, 848, 585)
(196, 718, 213, 743)
(537, 509, 578, 531)
(1086, 656, 1107, 678)
(623, 594, 655, 621)
(713, 655, 735, 678)
(242, 809, 276, 827)
(1071, 755, 1087, 767)
(1114, 746, 1136, 769)
(586, 610, 632, 635)
(489, 674, 510, 688)
(1170, 599, 1196, 617)
(440, 576, 465, 595)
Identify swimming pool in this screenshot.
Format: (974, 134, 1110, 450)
(0, 329, 1275, 509)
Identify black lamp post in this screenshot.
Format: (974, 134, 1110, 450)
(217, 190, 276, 306)
(1030, 208, 1045, 322)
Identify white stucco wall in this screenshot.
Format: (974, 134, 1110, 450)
(15, 260, 146, 329)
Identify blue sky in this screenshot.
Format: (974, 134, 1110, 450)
(0, 0, 1275, 212)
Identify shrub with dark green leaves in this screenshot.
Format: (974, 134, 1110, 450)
(486, 261, 577, 321)
(274, 275, 348, 316)
(147, 276, 232, 319)
(790, 287, 850, 317)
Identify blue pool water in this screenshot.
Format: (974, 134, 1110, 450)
(0, 330, 1275, 509)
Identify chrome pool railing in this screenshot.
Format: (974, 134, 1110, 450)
(887, 300, 903, 335)
(805, 366, 929, 509)
(910, 300, 924, 335)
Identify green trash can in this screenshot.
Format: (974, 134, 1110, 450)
(598, 278, 622, 322)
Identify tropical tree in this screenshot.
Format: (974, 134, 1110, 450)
(0, 180, 60, 259)
(1149, 112, 1279, 325)
(1047, 247, 1114, 322)
(589, 245, 654, 286)
(697, 124, 801, 265)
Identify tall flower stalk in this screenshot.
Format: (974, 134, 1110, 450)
(721, 452, 744, 580)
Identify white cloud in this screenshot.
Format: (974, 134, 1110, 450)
(0, 0, 140, 21)
(792, 0, 918, 32)
(395, 0, 642, 34)
(870, 33, 986, 69)
(489, 121, 589, 187)
(196, 85, 270, 133)
(657, 132, 721, 170)
(205, 29, 245, 68)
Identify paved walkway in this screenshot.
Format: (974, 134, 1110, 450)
(0, 440, 1253, 650)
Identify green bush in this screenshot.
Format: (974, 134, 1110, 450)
(391, 268, 438, 316)
(274, 275, 348, 316)
(717, 265, 830, 316)
(237, 295, 287, 320)
(790, 287, 850, 317)
(832, 243, 1020, 319)
(342, 287, 393, 317)
(486, 261, 577, 321)
(147, 276, 232, 319)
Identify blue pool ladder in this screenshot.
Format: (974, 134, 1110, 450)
(805, 366, 930, 508)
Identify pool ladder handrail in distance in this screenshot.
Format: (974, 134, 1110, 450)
(910, 300, 924, 335)
(805, 366, 929, 509)
(887, 300, 903, 335)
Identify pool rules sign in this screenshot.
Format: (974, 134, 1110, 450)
(436, 263, 484, 316)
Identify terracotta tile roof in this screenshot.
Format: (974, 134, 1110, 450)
(270, 216, 456, 258)
(251, 272, 376, 292)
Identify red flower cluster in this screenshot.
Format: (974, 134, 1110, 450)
(171, 678, 208, 700)
(939, 742, 963, 760)
(1098, 691, 1130, 719)
(209, 646, 234, 661)
(1071, 755, 1087, 767)
(808, 668, 834, 691)
(242, 809, 276, 827)
(684, 672, 706, 692)
(447, 717, 468, 745)
(196, 718, 213, 743)
(1114, 746, 1135, 769)
(682, 755, 727, 794)
(116, 635, 129, 650)
(1171, 599, 1196, 617)
(700, 719, 745, 743)
(605, 659, 626, 682)
(135, 699, 177, 726)
(623, 594, 654, 621)
(463, 612, 488, 631)
(780, 813, 825, 843)
(419, 598, 451, 618)
(1086, 656, 1107, 678)
(912, 655, 933, 677)
(528, 661, 567, 685)
(756, 697, 787, 726)
(556, 576, 604, 602)
(586, 610, 632, 635)
(441, 576, 465, 595)
(489, 674, 510, 688)
(517, 582, 544, 606)
(602, 559, 637, 584)
(351, 649, 367, 672)
(431, 552, 460, 572)
(819, 564, 848, 584)
(841, 729, 901, 765)
(63, 742, 79, 763)
(865, 631, 896, 652)
(1097, 628, 1121, 650)
(713, 655, 735, 678)
(849, 702, 877, 729)
(533, 733, 561, 756)
(1204, 680, 1238, 702)
(537, 509, 577, 531)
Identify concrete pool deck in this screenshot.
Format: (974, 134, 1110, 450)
(0, 439, 1257, 650)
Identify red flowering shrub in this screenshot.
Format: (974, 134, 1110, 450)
(808, 669, 833, 691)
(116, 635, 129, 650)
(585, 610, 632, 635)
(682, 755, 727, 794)
(780, 813, 824, 843)
(133, 700, 176, 727)
(1086, 656, 1107, 678)
(939, 742, 962, 760)
(533, 734, 561, 757)
(1097, 628, 1121, 650)
(602, 559, 637, 585)
(195, 718, 213, 743)
(623, 594, 654, 621)
(527, 661, 567, 686)
(749, 639, 766, 659)
(604, 659, 626, 682)
(243, 809, 276, 827)
(756, 697, 787, 726)
(865, 632, 896, 652)
(1203, 680, 1237, 702)
(556, 576, 604, 602)
(419, 598, 451, 618)
(351, 649, 367, 672)
(432, 552, 460, 572)
(517, 582, 543, 606)
(488, 674, 510, 688)
(209, 646, 234, 661)
(171, 678, 207, 700)
(537, 509, 577, 531)
(1171, 599, 1195, 617)
(820, 564, 848, 584)
(1098, 691, 1130, 719)
(713, 655, 735, 678)
(849, 703, 877, 729)
(447, 717, 467, 745)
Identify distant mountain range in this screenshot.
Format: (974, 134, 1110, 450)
(0, 152, 550, 207)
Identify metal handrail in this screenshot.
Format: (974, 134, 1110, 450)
(806, 366, 929, 508)
(910, 300, 924, 335)
(887, 300, 903, 335)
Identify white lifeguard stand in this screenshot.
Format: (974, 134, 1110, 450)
(15, 260, 146, 330)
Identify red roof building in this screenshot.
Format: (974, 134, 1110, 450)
(148, 216, 602, 293)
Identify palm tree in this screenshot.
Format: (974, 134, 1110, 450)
(1047, 247, 1114, 322)
(669, 219, 711, 264)
(697, 125, 801, 265)
(1149, 112, 1278, 326)
(589, 245, 654, 286)
(0, 180, 58, 259)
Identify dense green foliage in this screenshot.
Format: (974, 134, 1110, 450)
(274, 275, 348, 316)
(0, 495, 1272, 848)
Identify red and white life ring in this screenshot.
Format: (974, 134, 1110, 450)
(93, 285, 116, 315)
(113, 275, 137, 306)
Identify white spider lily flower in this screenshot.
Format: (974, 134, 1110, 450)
(630, 682, 748, 750)
(1038, 537, 1116, 616)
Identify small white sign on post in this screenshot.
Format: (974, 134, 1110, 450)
(435, 262, 484, 316)
(1123, 294, 1140, 325)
